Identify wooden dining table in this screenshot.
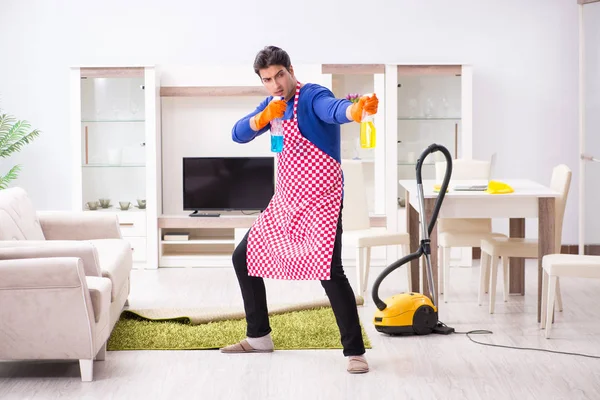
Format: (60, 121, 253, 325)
(399, 179, 560, 322)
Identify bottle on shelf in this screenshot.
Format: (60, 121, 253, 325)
(270, 96, 284, 153)
(360, 94, 376, 149)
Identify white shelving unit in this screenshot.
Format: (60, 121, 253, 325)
(324, 64, 473, 266)
(67, 63, 471, 269)
(158, 215, 255, 268)
(390, 64, 473, 266)
(70, 66, 161, 269)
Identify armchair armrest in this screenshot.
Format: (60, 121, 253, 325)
(0, 257, 101, 361)
(0, 240, 102, 277)
(0, 257, 86, 289)
(86, 276, 112, 323)
(37, 211, 122, 240)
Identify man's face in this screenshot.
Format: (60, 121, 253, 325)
(258, 65, 296, 101)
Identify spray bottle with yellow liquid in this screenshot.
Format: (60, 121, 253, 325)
(359, 94, 376, 149)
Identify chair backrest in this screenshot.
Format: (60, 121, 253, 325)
(550, 164, 572, 253)
(0, 187, 45, 240)
(340, 160, 371, 231)
(434, 158, 493, 233)
(435, 158, 491, 181)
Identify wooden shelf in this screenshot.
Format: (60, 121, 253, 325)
(160, 86, 269, 97)
(322, 64, 385, 75)
(161, 239, 235, 245)
(159, 215, 257, 229)
(161, 243, 234, 257)
(398, 117, 460, 121)
(397, 65, 462, 77)
(323, 64, 461, 76)
(80, 67, 144, 79)
(82, 164, 146, 168)
(81, 119, 145, 123)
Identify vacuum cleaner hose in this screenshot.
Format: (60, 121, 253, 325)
(372, 143, 453, 311)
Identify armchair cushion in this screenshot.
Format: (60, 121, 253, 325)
(0, 241, 102, 277)
(0, 187, 45, 240)
(38, 212, 122, 241)
(0, 239, 133, 302)
(86, 276, 112, 323)
(0, 210, 30, 240)
(0, 256, 85, 290)
(90, 239, 133, 301)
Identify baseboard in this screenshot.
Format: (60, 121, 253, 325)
(472, 244, 600, 259)
(576, 244, 600, 255)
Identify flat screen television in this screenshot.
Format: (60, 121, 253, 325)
(183, 157, 275, 212)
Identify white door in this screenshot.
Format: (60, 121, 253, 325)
(580, 2, 600, 254)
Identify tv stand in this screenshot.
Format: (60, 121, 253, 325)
(189, 211, 221, 217)
(158, 214, 258, 268)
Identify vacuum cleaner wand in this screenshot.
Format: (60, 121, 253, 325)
(372, 143, 453, 311)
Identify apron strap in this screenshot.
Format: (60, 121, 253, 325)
(293, 81, 301, 119)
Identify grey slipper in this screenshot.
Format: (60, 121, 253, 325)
(347, 356, 369, 374)
(220, 339, 274, 354)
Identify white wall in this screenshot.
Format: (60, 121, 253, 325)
(0, 0, 580, 243)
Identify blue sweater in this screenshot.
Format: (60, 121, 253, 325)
(231, 83, 353, 163)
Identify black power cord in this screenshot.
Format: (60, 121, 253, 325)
(437, 322, 600, 359)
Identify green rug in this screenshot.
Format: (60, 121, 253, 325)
(107, 306, 371, 351)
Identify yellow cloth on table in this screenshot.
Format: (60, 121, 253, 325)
(432, 181, 514, 194)
(486, 180, 514, 194)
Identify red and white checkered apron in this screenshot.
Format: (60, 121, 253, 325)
(246, 81, 343, 280)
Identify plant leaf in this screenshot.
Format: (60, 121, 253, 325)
(0, 119, 28, 147)
(0, 125, 40, 158)
(0, 164, 21, 190)
(0, 114, 16, 137)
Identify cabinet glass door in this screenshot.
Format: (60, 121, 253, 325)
(397, 66, 463, 198)
(80, 75, 146, 210)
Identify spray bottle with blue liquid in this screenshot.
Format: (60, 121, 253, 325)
(270, 96, 284, 153)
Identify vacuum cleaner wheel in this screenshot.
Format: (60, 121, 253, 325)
(412, 305, 438, 335)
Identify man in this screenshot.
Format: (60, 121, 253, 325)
(221, 46, 378, 374)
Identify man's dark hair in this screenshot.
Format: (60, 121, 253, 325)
(253, 46, 292, 76)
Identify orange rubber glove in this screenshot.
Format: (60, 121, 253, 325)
(350, 94, 379, 123)
(253, 99, 287, 130)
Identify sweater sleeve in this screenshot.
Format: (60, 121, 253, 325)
(311, 87, 353, 125)
(231, 98, 271, 143)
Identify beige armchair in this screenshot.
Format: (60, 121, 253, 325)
(0, 187, 133, 381)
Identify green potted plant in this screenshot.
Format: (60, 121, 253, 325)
(0, 113, 41, 189)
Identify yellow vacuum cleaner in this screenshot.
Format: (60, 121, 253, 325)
(372, 144, 454, 335)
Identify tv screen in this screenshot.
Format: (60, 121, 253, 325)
(183, 157, 275, 211)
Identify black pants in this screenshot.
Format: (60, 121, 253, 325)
(231, 210, 365, 357)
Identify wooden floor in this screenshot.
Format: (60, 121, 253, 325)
(2, 260, 600, 399)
